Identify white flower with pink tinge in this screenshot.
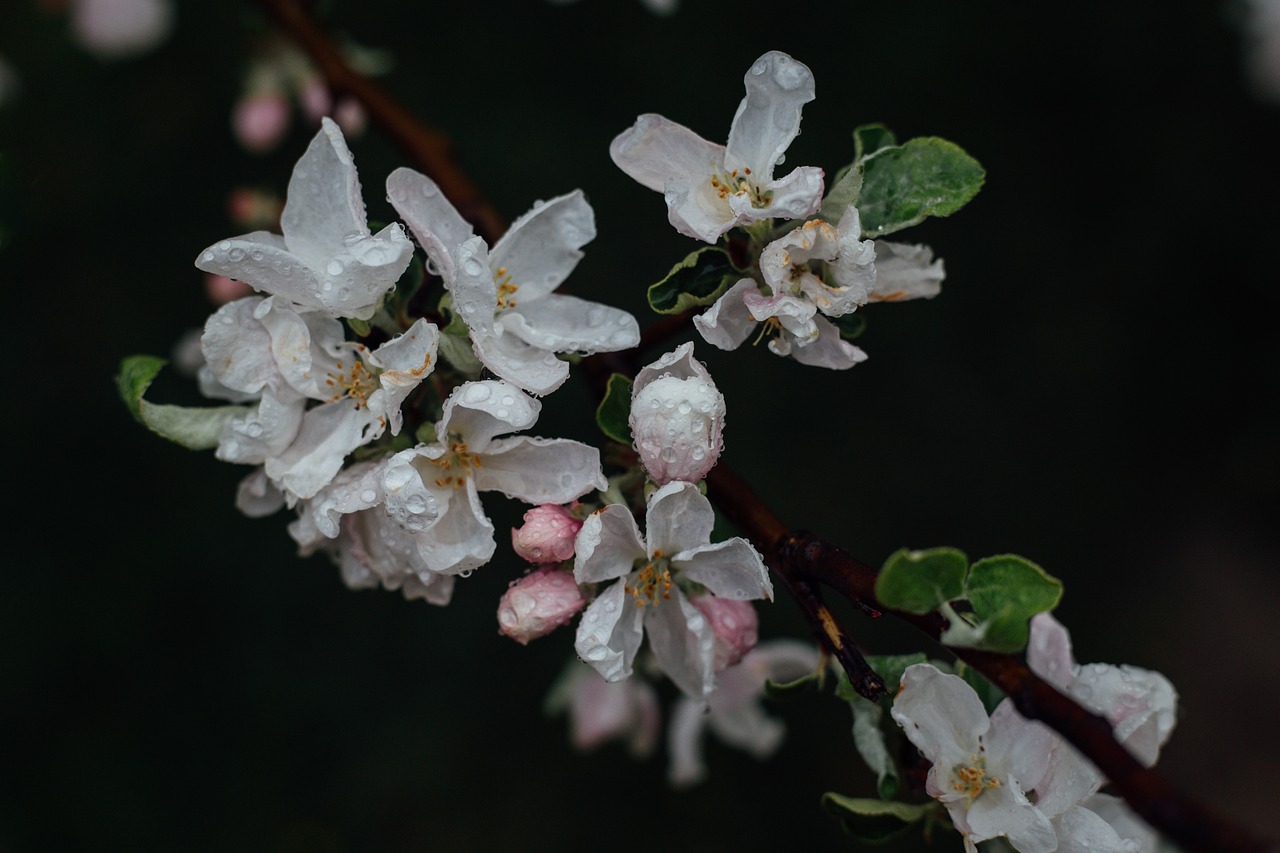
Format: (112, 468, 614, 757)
(573, 481, 772, 699)
(611, 51, 825, 244)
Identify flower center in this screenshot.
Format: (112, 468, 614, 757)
(324, 354, 379, 409)
(709, 166, 773, 208)
(429, 439, 482, 489)
(950, 754, 1001, 802)
(751, 316, 783, 347)
(626, 551, 673, 607)
(494, 265, 519, 309)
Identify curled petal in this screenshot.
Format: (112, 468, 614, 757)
(646, 586, 717, 698)
(693, 279, 759, 351)
(787, 315, 868, 370)
(645, 481, 716, 557)
(673, 538, 773, 603)
(474, 436, 607, 504)
(385, 166, 475, 281)
(575, 580, 645, 682)
(471, 332, 571, 397)
(437, 380, 540, 451)
(500, 293, 640, 355)
(870, 241, 945, 302)
(574, 504, 646, 585)
(725, 51, 816, 178)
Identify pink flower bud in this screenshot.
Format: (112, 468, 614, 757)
(511, 504, 583, 564)
(333, 96, 368, 138)
(630, 342, 726, 485)
(692, 594, 759, 671)
(497, 566, 585, 645)
(298, 78, 332, 124)
(232, 91, 290, 154)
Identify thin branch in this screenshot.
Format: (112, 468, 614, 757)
(255, 4, 1276, 851)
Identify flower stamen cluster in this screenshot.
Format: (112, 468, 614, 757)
(951, 753, 1001, 802)
(625, 551, 673, 607)
(427, 438, 482, 488)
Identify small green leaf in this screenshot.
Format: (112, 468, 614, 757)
(596, 373, 634, 445)
(116, 355, 247, 451)
(865, 653, 931, 702)
(959, 554, 1063, 653)
(854, 123, 898, 161)
(647, 246, 741, 315)
(821, 794, 933, 844)
(875, 547, 969, 614)
(347, 317, 371, 337)
(857, 137, 985, 237)
(415, 421, 438, 445)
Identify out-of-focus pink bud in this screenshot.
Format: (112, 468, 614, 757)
(630, 342, 726, 485)
(232, 91, 290, 154)
(203, 272, 253, 306)
(225, 187, 283, 230)
(511, 504, 583, 564)
(497, 565, 585, 645)
(298, 78, 332, 124)
(692, 594, 759, 671)
(333, 96, 368, 138)
(70, 0, 173, 60)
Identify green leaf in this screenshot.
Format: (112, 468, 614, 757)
(857, 137, 985, 237)
(854, 123, 898, 161)
(875, 547, 969, 614)
(821, 794, 933, 844)
(647, 246, 741, 315)
(957, 554, 1062, 653)
(595, 373, 634, 445)
(347, 317, 371, 337)
(115, 355, 247, 451)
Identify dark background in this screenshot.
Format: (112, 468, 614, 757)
(3, 1, 1278, 850)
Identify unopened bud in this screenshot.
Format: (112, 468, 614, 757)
(630, 342, 726, 485)
(692, 594, 759, 670)
(497, 565, 585, 645)
(511, 504, 582, 564)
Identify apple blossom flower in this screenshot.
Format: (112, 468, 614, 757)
(610, 50, 824, 243)
(196, 118, 414, 320)
(289, 459, 453, 605)
(668, 639, 820, 787)
(693, 206, 945, 369)
(547, 664, 661, 758)
(573, 481, 773, 698)
(511, 504, 583, 563)
(1027, 612, 1177, 767)
(497, 565, 586, 644)
(377, 379, 608, 576)
(695, 278, 869, 370)
(629, 343, 726, 485)
(386, 168, 640, 395)
(200, 295, 439, 501)
(891, 662, 1168, 853)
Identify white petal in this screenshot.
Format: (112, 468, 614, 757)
(235, 467, 284, 518)
(574, 504, 646, 584)
(788, 315, 868, 369)
(437, 380, 540, 450)
(449, 236, 498, 336)
(743, 291, 818, 345)
(280, 117, 369, 269)
(667, 697, 711, 788)
(575, 580, 644, 682)
(366, 318, 439, 434)
(385, 166, 474, 280)
(265, 400, 378, 500)
(410, 480, 495, 575)
(1052, 805, 1138, 853)
(491, 190, 595, 301)
(289, 460, 387, 544)
(195, 232, 316, 308)
(693, 279, 759, 350)
(610, 113, 725, 193)
(645, 481, 715, 556)
(870, 241, 945, 302)
(214, 388, 305, 466)
(891, 664, 988, 765)
(664, 175, 737, 243)
(646, 587, 717, 698)
(966, 780, 1058, 853)
(1072, 663, 1177, 767)
(987, 699, 1060, 798)
(500, 293, 640, 355)
(724, 51, 815, 178)
(673, 538, 773, 602)
(471, 331, 570, 397)
(731, 165, 824, 224)
(1028, 611, 1078, 689)
(474, 436, 607, 504)
(707, 692, 785, 759)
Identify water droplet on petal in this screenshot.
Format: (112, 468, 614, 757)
(360, 489, 377, 503)
(750, 58, 768, 76)
(218, 240, 232, 251)
(228, 248, 246, 262)
(464, 383, 492, 403)
(327, 260, 344, 276)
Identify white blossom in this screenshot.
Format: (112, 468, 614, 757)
(386, 168, 639, 395)
(611, 50, 824, 243)
(196, 118, 414, 320)
(573, 481, 772, 698)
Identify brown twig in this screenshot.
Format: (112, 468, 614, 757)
(255, 3, 1276, 851)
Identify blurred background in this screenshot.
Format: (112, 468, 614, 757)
(3, 0, 1279, 850)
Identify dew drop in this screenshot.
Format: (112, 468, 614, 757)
(218, 240, 232, 251)
(245, 422, 263, 438)
(496, 408, 509, 419)
(750, 58, 768, 76)
(360, 489, 378, 503)
(462, 257, 484, 277)
(464, 383, 492, 403)
(460, 569, 474, 579)
(228, 248, 246, 262)
(327, 260, 344, 276)
(202, 252, 215, 263)
(421, 182, 439, 197)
